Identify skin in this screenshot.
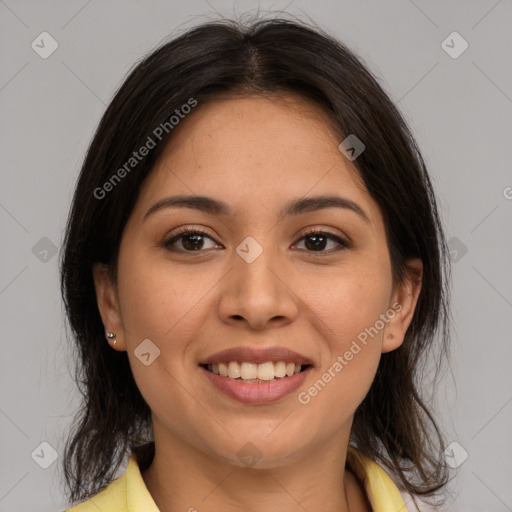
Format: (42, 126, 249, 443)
(93, 94, 422, 512)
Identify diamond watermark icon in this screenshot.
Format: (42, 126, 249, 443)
(447, 236, 468, 263)
(338, 134, 365, 161)
(441, 32, 468, 59)
(31, 31, 59, 59)
(32, 237, 58, 263)
(134, 338, 161, 366)
(31, 441, 58, 469)
(442, 441, 469, 468)
(236, 236, 263, 264)
(237, 442, 262, 467)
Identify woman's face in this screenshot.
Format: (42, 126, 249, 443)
(94, 94, 421, 468)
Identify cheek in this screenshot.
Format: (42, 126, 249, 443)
(117, 247, 212, 343)
(306, 263, 391, 348)
(115, 253, 210, 423)
(295, 264, 390, 416)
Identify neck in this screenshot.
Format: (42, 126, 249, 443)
(141, 421, 370, 512)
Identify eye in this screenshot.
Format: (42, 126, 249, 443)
(161, 227, 350, 254)
(293, 228, 350, 253)
(162, 228, 220, 252)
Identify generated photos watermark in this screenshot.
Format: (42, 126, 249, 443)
(93, 97, 198, 200)
(297, 301, 403, 405)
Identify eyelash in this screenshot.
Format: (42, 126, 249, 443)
(161, 226, 350, 255)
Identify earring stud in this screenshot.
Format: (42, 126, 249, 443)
(106, 331, 117, 345)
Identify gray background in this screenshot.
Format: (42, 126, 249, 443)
(0, 0, 511, 511)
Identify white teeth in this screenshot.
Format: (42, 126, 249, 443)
(257, 362, 275, 381)
(240, 362, 258, 380)
(218, 362, 228, 377)
(206, 361, 305, 380)
(274, 361, 287, 378)
(228, 361, 241, 378)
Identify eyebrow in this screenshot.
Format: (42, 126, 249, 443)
(143, 194, 370, 223)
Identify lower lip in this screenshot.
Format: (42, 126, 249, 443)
(200, 366, 312, 404)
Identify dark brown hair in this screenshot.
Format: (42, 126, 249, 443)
(60, 15, 453, 509)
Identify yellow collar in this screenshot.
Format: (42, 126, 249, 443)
(346, 446, 408, 511)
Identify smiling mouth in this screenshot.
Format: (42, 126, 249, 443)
(200, 361, 312, 383)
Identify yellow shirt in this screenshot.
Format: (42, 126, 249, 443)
(66, 446, 408, 511)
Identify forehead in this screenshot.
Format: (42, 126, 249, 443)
(164, 94, 347, 167)
(134, 94, 376, 223)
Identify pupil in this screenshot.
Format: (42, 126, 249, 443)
(183, 234, 203, 251)
(305, 234, 326, 251)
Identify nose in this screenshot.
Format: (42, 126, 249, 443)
(217, 239, 299, 331)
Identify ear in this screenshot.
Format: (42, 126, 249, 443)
(92, 262, 126, 351)
(382, 258, 423, 353)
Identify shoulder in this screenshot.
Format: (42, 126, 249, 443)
(64, 454, 159, 512)
(64, 468, 128, 511)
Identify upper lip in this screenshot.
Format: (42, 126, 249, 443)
(199, 346, 314, 366)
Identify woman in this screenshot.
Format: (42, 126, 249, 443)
(60, 16, 452, 512)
